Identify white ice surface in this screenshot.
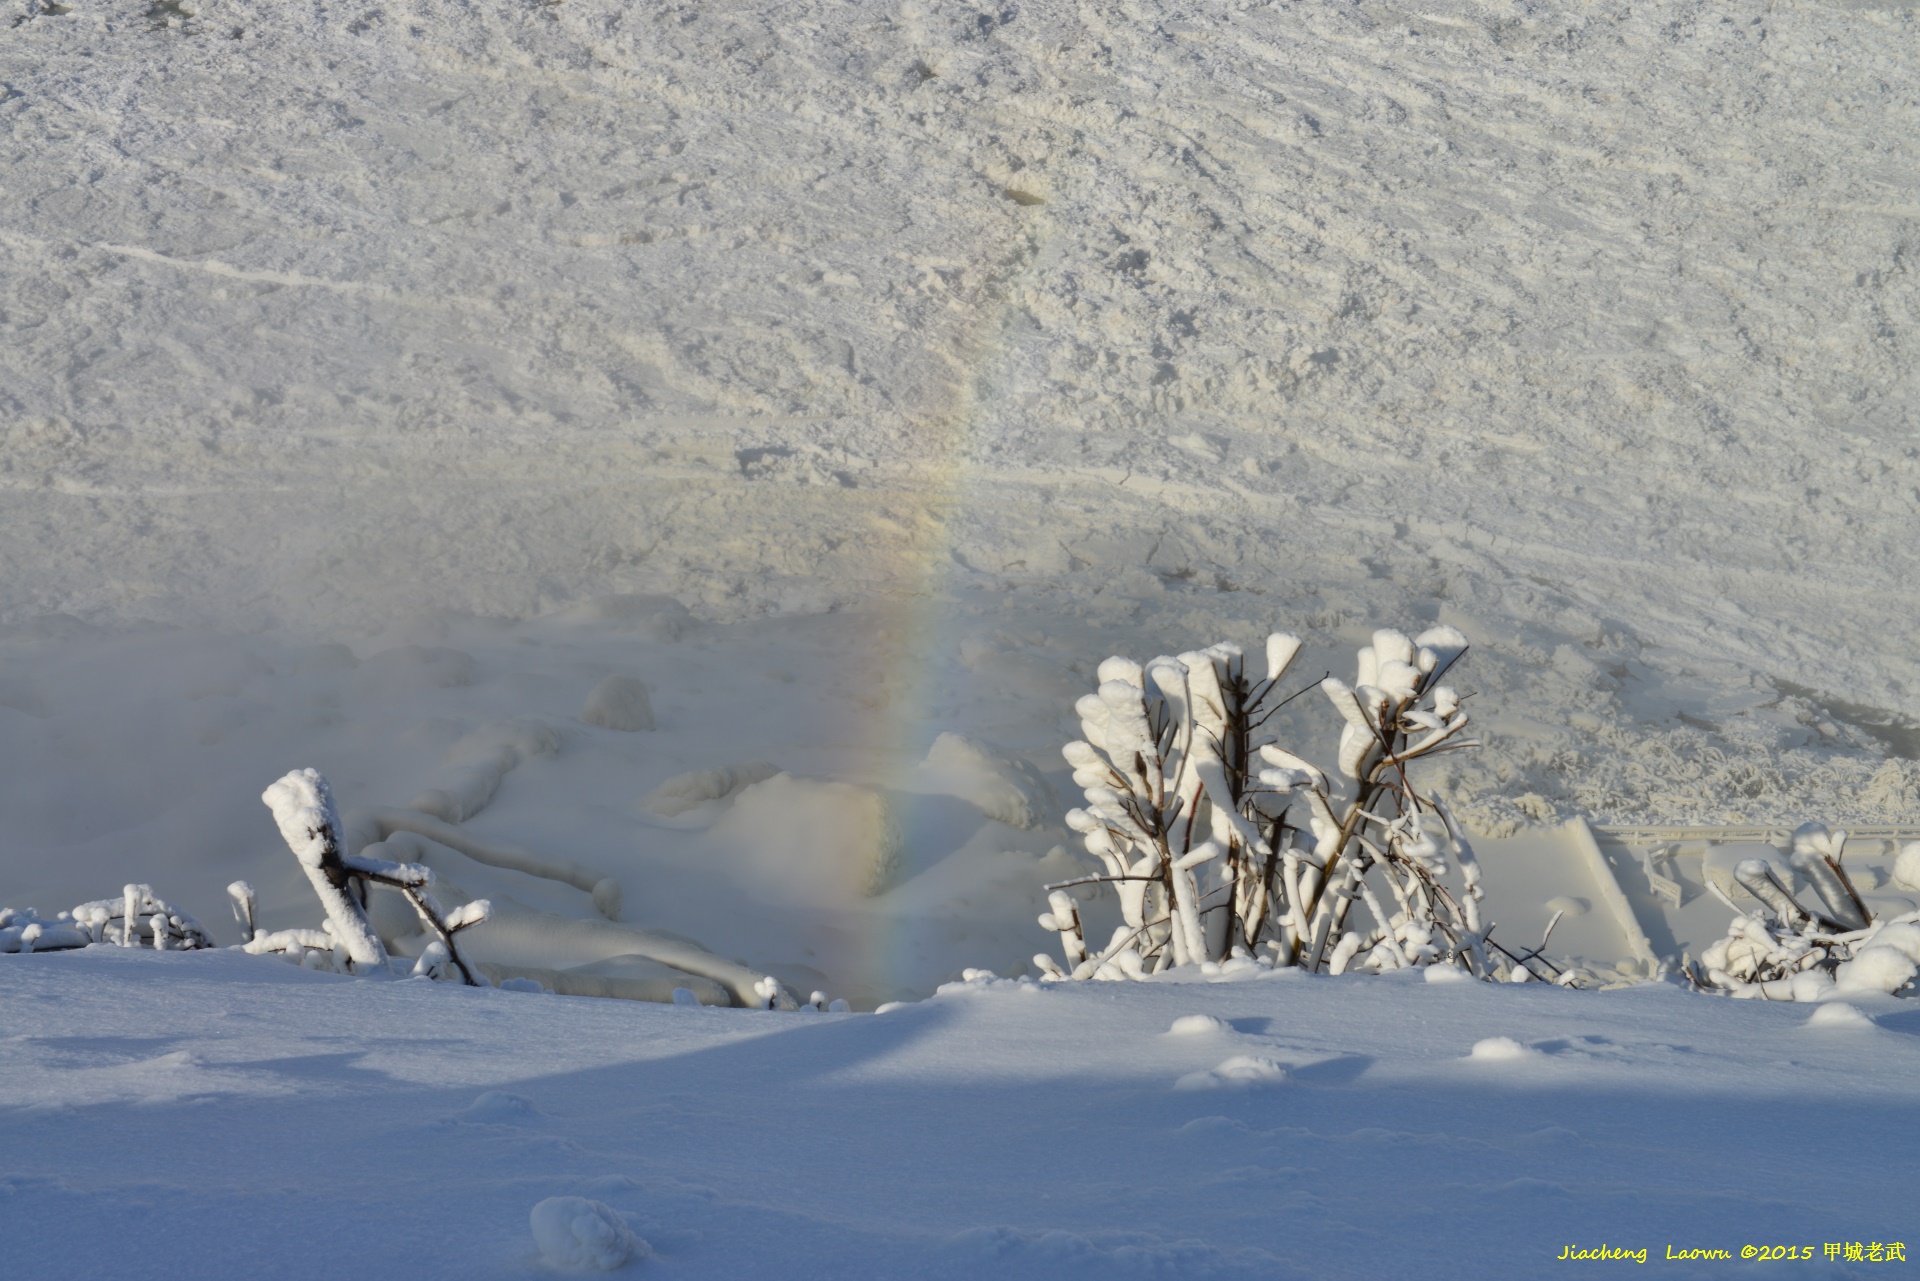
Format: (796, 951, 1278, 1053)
(4, 948, 1919, 1278)
(0, 0, 1914, 841)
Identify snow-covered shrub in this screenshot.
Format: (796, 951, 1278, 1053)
(1, 886, 214, 953)
(1695, 822, 1917, 1001)
(1036, 627, 1546, 982)
(256, 768, 492, 983)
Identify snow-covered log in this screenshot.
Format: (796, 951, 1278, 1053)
(406, 720, 559, 823)
(462, 903, 799, 1009)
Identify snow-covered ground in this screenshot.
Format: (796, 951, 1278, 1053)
(6, 947, 1919, 1278)
(4, 0, 1920, 1272)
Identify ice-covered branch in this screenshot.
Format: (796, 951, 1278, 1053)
(1695, 824, 1919, 1001)
(258, 769, 493, 984)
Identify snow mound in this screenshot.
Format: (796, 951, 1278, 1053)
(529, 1197, 646, 1272)
(453, 1092, 545, 1125)
(1893, 843, 1920, 893)
(1865, 922, 1920, 965)
(912, 732, 1048, 830)
(1175, 1055, 1289, 1090)
(410, 719, 559, 822)
(581, 676, 654, 732)
(1423, 965, 1475, 986)
(1466, 1037, 1541, 1063)
(1835, 946, 1918, 996)
(1805, 1003, 1877, 1031)
(705, 773, 901, 900)
(641, 762, 780, 819)
(1167, 1014, 1232, 1036)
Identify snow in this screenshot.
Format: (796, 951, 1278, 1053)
(3, 0, 1919, 1271)
(1466, 1035, 1544, 1063)
(6, 947, 1920, 1277)
(1835, 946, 1918, 996)
(1166, 1013, 1232, 1036)
(1805, 1002, 1878, 1031)
(579, 678, 655, 735)
(529, 1197, 648, 1272)
(0, 0, 1914, 838)
(1173, 1053, 1291, 1089)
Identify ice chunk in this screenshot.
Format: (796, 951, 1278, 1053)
(528, 1197, 646, 1271)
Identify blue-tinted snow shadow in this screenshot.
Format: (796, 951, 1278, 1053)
(4, 953, 1915, 1280)
(5, 986, 1916, 1281)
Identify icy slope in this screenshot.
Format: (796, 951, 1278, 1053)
(0, 3, 1915, 852)
(5, 948, 1918, 1279)
(4, 1, 1916, 647)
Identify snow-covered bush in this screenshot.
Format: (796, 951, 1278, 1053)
(1, 886, 214, 953)
(1037, 626, 1548, 982)
(1695, 822, 1917, 1000)
(256, 768, 492, 983)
